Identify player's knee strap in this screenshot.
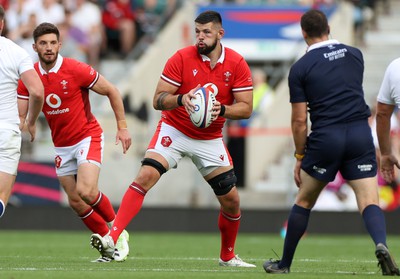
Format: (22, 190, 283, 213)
(141, 158, 167, 176)
(207, 169, 237, 196)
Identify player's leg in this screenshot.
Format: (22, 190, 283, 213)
(348, 177, 384, 245)
(0, 172, 16, 218)
(344, 119, 398, 275)
(265, 126, 345, 272)
(76, 162, 130, 261)
(91, 122, 180, 260)
(348, 177, 400, 275)
(91, 152, 167, 260)
(264, 170, 325, 273)
(59, 174, 109, 236)
(109, 152, 167, 242)
(0, 128, 21, 218)
(207, 167, 240, 259)
(73, 135, 116, 225)
(189, 135, 254, 267)
(203, 165, 254, 267)
(76, 162, 116, 225)
(107, 121, 181, 244)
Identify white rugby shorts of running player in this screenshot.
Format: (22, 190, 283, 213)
(0, 128, 21, 175)
(54, 134, 104, 176)
(148, 122, 232, 176)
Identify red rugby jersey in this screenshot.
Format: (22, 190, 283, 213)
(18, 55, 102, 147)
(160, 45, 252, 140)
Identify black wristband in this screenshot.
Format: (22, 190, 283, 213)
(219, 105, 226, 116)
(177, 94, 183, 106)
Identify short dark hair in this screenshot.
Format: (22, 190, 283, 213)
(33, 22, 60, 42)
(300, 9, 329, 38)
(195, 10, 222, 25)
(0, 5, 4, 21)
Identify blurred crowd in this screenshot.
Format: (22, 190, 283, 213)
(1, 0, 389, 71)
(0, 0, 179, 69)
(347, 0, 391, 46)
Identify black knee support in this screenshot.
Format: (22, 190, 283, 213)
(141, 158, 167, 176)
(207, 169, 237, 196)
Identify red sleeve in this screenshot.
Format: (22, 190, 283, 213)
(73, 60, 99, 88)
(161, 51, 183, 87)
(17, 79, 30, 100)
(232, 57, 253, 92)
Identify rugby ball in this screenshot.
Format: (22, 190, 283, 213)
(189, 87, 216, 128)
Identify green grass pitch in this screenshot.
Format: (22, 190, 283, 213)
(0, 230, 399, 278)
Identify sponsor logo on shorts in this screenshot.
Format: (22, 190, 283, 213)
(313, 165, 326, 174)
(358, 164, 373, 171)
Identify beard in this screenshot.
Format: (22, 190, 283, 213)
(38, 51, 58, 65)
(197, 40, 217, 55)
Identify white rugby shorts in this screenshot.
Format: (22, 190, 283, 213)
(54, 134, 104, 176)
(148, 122, 232, 176)
(0, 129, 21, 175)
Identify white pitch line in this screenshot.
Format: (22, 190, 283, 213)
(0, 267, 249, 273)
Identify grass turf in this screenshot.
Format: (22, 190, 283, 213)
(0, 231, 399, 278)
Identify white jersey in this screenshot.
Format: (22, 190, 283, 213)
(0, 36, 34, 130)
(377, 57, 400, 107)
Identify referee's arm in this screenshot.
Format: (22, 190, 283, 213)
(291, 102, 308, 156)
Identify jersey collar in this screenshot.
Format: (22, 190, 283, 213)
(200, 44, 225, 64)
(39, 54, 63, 75)
(307, 39, 340, 52)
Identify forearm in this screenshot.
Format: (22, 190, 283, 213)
(292, 121, 307, 154)
(20, 69, 44, 125)
(219, 102, 252, 120)
(153, 92, 182, 111)
(27, 95, 43, 125)
(108, 92, 128, 129)
(18, 99, 28, 127)
(376, 113, 392, 155)
(376, 102, 396, 156)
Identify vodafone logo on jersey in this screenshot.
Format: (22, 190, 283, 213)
(45, 93, 70, 115)
(46, 93, 61, 108)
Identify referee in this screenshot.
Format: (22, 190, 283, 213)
(263, 9, 399, 275)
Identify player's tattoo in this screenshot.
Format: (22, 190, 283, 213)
(156, 92, 169, 110)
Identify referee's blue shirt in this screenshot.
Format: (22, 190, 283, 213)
(289, 40, 371, 130)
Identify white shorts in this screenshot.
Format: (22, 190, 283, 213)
(148, 122, 232, 176)
(0, 129, 21, 175)
(54, 134, 104, 176)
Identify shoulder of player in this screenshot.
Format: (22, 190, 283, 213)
(0, 36, 18, 48)
(61, 57, 96, 74)
(61, 57, 86, 67)
(387, 57, 400, 71)
(222, 47, 247, 67)
(223, 46, 243, 58)
(1, 37, 28, 56)
(383, 58, 400, 81)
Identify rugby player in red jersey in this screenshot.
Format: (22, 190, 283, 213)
(90, 10, 256, 267)
(17, 22, 131, 262)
